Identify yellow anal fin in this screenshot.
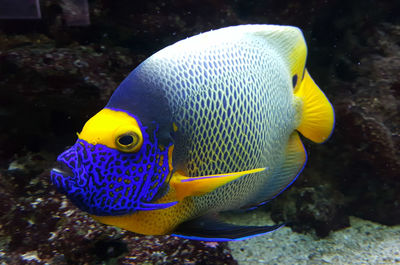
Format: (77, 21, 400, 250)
(171, 167, 267, 201)
(295, 70, 335, 143)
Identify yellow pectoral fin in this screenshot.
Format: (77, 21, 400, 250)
(295, 70, 335, 143)
(171, 167, 267, 201)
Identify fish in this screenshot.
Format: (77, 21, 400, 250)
(50, 24, 334, 241)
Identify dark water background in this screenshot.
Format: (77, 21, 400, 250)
(0, 0, 399, 264)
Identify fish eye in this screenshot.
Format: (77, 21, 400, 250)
(116, 132, 140, 152)
(292, 74, 298, 88)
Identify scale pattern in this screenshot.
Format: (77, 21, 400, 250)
(50, 25, 311, 230)
(136, 27, 298, 212)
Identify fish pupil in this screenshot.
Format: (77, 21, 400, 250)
(292, 74, 298, 88)
(119, 135, 134, 145)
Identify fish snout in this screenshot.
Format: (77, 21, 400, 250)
(50, 148, 78, 194)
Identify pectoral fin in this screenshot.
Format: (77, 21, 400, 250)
(170, 167, 267, 200)
(137, 201, 178, 211)
(172, 215, 284, 241)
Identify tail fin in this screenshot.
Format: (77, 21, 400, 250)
(295, 70, 334, 143)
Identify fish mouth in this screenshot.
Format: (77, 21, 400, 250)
(51, 160, 74, 178)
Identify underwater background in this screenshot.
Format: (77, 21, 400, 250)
(0, 0, 399, 264)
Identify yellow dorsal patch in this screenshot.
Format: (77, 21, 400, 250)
(295, 70, 335, 143)
(170, 168, 267, 201)
(287, 30, 307, 92)
(256, 25, 307, 91)
(78, 108, 143, 150)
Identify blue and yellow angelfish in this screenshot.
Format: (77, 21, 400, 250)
(51, 25, 334, 241)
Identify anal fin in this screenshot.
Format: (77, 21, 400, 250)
(172, 216, 284, 242)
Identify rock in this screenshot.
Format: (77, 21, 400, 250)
(270, 185, 349, 237)
(328, 24, 400, 225)
(0, 35, 137, 165)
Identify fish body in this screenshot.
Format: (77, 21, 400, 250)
(51, 25, 334, 241)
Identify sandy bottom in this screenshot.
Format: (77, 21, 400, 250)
(222, 209, 400, 265)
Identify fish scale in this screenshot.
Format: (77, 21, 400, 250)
(131, 28, 296, 212)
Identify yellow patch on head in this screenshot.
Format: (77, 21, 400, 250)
(79, 108, 143, 152)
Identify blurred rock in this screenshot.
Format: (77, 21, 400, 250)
(329, 23, 400, 225)
(270, 185, 349, 237)
(0, 36, 137, 166)
(61, 0, 90, 26)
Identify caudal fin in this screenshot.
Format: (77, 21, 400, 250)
(295, 70, 334, 143)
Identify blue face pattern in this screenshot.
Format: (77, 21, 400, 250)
(50, 128, 175, 216)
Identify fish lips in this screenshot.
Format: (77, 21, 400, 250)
(50, 148, 79, 195)
(52, 160, 74, 179)
(50, 147, 97, 214)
